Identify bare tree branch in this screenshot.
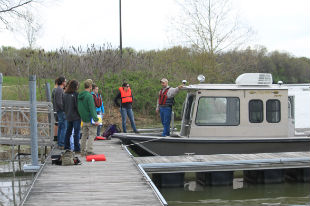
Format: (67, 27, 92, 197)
(0, 0, 38, 29)
(0, 0, 33, 13)
(171, 0, 254, 54)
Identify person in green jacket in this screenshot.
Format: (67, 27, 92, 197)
(78, 79, 99, 156)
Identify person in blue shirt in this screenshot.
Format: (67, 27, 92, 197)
(91, 84, 104, 136)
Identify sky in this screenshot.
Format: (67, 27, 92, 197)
(0, 0, 309, 57)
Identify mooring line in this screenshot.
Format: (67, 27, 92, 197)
(124, 135, 167, 147)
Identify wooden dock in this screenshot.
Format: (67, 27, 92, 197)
(135, 152, 310, 173)
(22, 139, 165, 206)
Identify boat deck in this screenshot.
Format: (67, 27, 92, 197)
(22, 139, 165, 206)
(135, 152, 310, 173)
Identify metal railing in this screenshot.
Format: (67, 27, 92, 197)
(0, 74, 54, 206)
(0, 100, 54, 146)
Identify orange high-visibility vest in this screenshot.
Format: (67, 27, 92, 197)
(119, 87, 133, 103)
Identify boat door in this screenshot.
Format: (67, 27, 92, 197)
(180, 93, 196, 137)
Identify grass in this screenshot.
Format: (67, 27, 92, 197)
(2, 76, 29, 86)
(1, 75, 54, 101)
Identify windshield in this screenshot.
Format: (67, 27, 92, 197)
(195, 97, 240, 126)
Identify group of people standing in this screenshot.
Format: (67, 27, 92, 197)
(52, 77, 103, 156)
(51, 76, 182, 155)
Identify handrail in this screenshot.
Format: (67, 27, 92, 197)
(0, 100, 54, 146)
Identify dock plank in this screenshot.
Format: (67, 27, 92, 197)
(135, 152, 310, 173)
(23, 139, 164, 206)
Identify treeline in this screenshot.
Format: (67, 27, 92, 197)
(0, 45, 309, 119)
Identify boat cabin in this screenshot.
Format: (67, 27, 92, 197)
(180, 73, 295, 138)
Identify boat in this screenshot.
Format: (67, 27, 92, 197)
(113, 73, 310, 156)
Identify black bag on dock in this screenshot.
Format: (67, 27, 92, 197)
(51, 155, 62, 165)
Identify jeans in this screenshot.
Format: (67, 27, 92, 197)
(57, 111, 67, 147)
(159, 107, 172, 136)
(120, 108, 137, 133)
(97, 125, 102, 136)
(64, 119, 81, 152)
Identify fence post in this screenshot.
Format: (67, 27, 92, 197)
(0, 73, 2, 137)
(23, 75, 41, 172)
(45, 82, 51, 102)
(45, 82, 53, 143)
(171, 111, 174, 136)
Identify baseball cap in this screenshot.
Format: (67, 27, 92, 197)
(160, 78, 168, 83)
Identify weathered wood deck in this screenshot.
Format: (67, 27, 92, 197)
(22, 139, 164, 206)
(135, 152, 310, 173)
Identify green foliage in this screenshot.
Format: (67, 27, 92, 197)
(99, 70, 186, 119)
(0, 45, 310, 119)
(2, 76, 28, 86)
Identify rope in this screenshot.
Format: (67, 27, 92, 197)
(124, 135, 167, 147)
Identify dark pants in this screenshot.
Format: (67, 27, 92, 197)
(57, 111, 67, 147)
(64, 119, 81, 152)
(159, 107, 172, 136)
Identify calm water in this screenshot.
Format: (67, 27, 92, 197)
(0, 158, 33, 206)
(0, 176, 33, 206)
(160, 179, 310, 206)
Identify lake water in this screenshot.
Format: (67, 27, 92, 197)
(160, 179, 310, 206)
(0, 157, 33, 206)
(0, 176, 33, 206)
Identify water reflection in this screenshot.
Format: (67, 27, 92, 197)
(0, 156, 33, 206)
(0, 176, 33, 206)
(160, 179, 310, 206)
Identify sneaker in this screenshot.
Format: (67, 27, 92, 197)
(57, 145, 64, 150)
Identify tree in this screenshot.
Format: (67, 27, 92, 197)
(21, 10, 42, 48)
(173, 0, 254, 54)
(171, 0, 254, 81)
(0, 0, 36, 29)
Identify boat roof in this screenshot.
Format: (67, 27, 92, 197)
(183, 84, 288, 91)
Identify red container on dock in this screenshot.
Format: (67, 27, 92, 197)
(86, 154, 106, 162)
(94, 136, 107, 140)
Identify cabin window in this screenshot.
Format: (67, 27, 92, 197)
(249, 100, 263, 123)
(195, 97, 240, 126)
(266, 99, 281, 123)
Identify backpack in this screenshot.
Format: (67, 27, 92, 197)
(102, 124, 120, 139)
(92, 94, 102, 108)
(61, 150, 74, 166)
(52, 151, 81, 166)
